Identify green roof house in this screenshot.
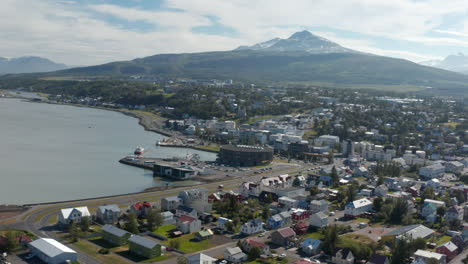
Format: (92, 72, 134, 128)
(101, 224, 132, 246)
(128, 235, 165, 259)
(196, 229, 214, 241)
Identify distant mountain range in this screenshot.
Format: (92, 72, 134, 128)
(420, 53, 468, 74)
(9, 31, 468, 96)
(0, 56, 68, 74)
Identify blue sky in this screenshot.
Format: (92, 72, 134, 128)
(3, 0, 468, 65)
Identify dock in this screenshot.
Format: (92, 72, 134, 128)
(119, 156, 160, 170)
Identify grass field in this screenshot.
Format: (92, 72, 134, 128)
(193, 145, 220, 152)
(74, 240, 132, 264)
(434, 235, 451, 246)
(153, 225, 176, 237)
(162, 233, 214, 253)
(302, 231, 325, 240)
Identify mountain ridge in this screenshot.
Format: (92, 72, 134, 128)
(0, 56, 68, 74)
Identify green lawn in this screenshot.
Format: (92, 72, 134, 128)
(74, 240, 131, 264)
(354, 217, 370, 223)
(193, 145, 220, 152)
(435, 235, 451, 246)
(302, 232, 325, 240)
(115, 250, 172, 263)
(245, 257, 289, 264)
(153, 225, 176, 237)
(162, 233, 214, 253)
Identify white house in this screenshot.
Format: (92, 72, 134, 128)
(29, 238, 77, 264)
(315, 135, 340, 147)
(344, 198, 373, 218)
(59, 206, 91, 225)
(176, 215, 201, 234)
(332, 248, 355, 264)
(224, 247, 247, 263)
(309, 212, 328, 228)
(445, 161, 464, 173)
(278, 196, 298, 209)
(419, 163, 445, 179)
(413, 250, 446, 264)
(241, 219, 264, 235)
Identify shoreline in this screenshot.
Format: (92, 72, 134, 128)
(0, 94, 219, 206)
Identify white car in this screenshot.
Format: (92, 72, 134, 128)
(279, 253, 287, 258)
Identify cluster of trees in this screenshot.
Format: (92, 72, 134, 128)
(123, 209, 164, 234)
(0, 231, 21, 252)
(374, 162, 401, 178)
(68, 216, 91, 242)
(373, 198, 411, 225)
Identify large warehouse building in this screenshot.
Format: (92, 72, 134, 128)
(28, 238, 77, 264)
(218, 145, 273, 167)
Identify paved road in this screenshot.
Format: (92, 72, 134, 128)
(1, 162, 306, 264)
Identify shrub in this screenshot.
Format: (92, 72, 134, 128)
(98, 248, 110, 254)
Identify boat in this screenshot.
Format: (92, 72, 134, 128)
(134, 147, 144, 155)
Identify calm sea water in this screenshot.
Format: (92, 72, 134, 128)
(0, 98, 216, 204)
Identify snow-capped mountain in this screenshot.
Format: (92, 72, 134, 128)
(420, 53, 468, 74)
(235, 30, 355, 54)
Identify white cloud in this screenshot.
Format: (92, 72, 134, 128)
(2, 0, 468, 65)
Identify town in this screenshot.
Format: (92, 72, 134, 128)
(0, 82, 467, 264)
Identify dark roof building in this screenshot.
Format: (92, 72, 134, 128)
(218, 145, 273, 167)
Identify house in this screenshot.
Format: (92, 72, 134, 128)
(279, 196, 298, 209)
(217, 217, 232, 231)
(59, 206, 91, 225)
(368, 253, 389, 264)
(101, 224, 132, 246)
(270, 227, 297, 247)
(309, 200, 329, 214)
(293, 221, 309, 235)
(309, 212, 328, 228)
(161, 196, 182, 211)
(301, 238, 322, 256)
(421, 203, 438, 223)
(374, 185, 389, 197)
(178, 188, 212, 214)
(445, 161, 464, 173)
(176, 215, 201, 234)
(290, 208, 310, 221)
(128, 235, 165, 259)
(161, 211, 175, 226)
(413, 249, 446, 264)
(224, 247, 247, 263)
(353, 166, 369, 177)
(344, 198, 373, 218)
(268, 214, 285, 229)
(241, 238, 270, 255)
(445, 205, 464, 222)
(129, 202, 152, 218)
(28, 238, 77, 264)
(196, 229, 214, 241)
(419, 163, 445, 179)
(383, 224, 435, 241)
(175, 205, 198, 218)
(332, 248, 355, 264)
(241, 219, 264, 235)
(96, 204, 121, 224)
(188, 253, 217, 264)
(436, 241, 458, 261)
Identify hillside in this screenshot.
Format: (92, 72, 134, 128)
(0, 56, 68, 74)
(11, 31, 468, 95)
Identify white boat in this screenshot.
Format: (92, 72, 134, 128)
(134, 147, 144, 155)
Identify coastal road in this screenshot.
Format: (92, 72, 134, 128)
(1, 162, 306, 263)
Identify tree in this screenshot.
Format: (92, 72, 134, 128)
(261, 205, 271, 221)
(125, 213, 139, 234)
(4, 231, 19, 252)
(322, 225, 339, 255)
(147, 209, 164, 230)
(421, 187, 435, 201)
(389, 198, 408, 225)
(373, 197, 384, 212)
(69, 222, 80, 242)
(225, 221, 234, 232)
(331, 166, 339, 187)
(346, 184, 357, 203)
(80, 216, 90, 232)
(293, 177, 301, 187)
(248, 246, 262, 261)
(177, 256, 189, 264)
(390, 238, 411, 264)
(310, 186, 319, 196)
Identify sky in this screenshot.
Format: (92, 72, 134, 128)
(3, 0, 468, 66)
